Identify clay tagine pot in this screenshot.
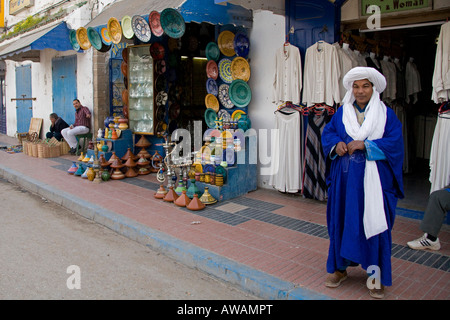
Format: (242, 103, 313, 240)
(154, 185, 168, 199)
(186, 194, 206, 211)
(174, 190, 191, 207)
(163, 186, 179, 202)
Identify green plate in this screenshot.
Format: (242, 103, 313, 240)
(69, 29, 80, 51)
(121, 15, 134, 39)
(160, 8, 185, 39)
(204, 108, 217, 129)
(229, 79, 251, 108)
(206, 42, 220, 61)
(87, 27, 102, 50)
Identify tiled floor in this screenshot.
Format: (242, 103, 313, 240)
(0, 134, 449, 300)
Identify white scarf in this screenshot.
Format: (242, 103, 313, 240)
(341, 67, 388, 239)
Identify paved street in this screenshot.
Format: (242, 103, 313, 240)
(0, 178, 258, 300)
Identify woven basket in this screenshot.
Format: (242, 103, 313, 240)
(31, 142, 39, 157)
(22, 140, 29, 155)
(60, 140, 70, 155)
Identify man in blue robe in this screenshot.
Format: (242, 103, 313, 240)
(321, 67, 404, 299)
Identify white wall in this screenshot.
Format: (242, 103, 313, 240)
(248, 10, 285, 189)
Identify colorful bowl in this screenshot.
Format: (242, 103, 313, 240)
(107, 17, 122, 44)
(160, 8, 185, 39)
(233, 31, 250, 58)
(206, 78, 218, 96)
(218, 58, 233, 83)
(121, 15, 134, 39)
(218, 84, 234, 109)
(132, 15, 151, 43)
(69, 29, 80, 51)
(76, 27, 91, 50)
(218, 30, 236, 57)
(100, 27, 112, 45)
(231, 57, 251, 82)
(205, 94, 219, 112)
(149, 11, 164, 37)
(229, 79, 251, 108)
(87, 27, 103, 51)
(205, 42, 220, 61)
(150, 42, 165, 60)
(204, 108, 217, 129)
(206, 60, 218, 80)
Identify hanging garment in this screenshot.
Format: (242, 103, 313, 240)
(302, 106, 329, 201)
(333, 43, 353, 101)
(272, 43, 302, 105)
(302, 41, 341, 107)
(405, 59, 421, 104)
(380, 57, 397, 103)
(268, 111, 302, 193)
(429, 114, 450, 193)
(432, 21, 450, 104)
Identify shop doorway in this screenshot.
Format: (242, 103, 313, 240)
(15, 65, 33, 133)
(52, 55, 77, 126)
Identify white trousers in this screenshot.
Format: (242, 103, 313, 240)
(61, 126, 89, 149)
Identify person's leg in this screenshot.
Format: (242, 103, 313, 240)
(420, 189, 450, 238)
(63, 126, 89, 149)
(54, 132, 63, 141)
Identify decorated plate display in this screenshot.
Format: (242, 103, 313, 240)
(160, 8, 186, 39)
(205, 94, 219, 112)
(218, 30, 236, 57)
(231, 109, 246, 121)
(206, 78, 218, 96)
(206, 60, 218, 80)
(76, 27, 91, 50)
(121, 15, 134, 39)
(87, 27, 103, 51)
(233, 32, 250, 58)
(218, 84, 234, 109)
(218, 58, 232, 83)
(69, 29, 80, 51)
(205, 42, 220, 61)
(229, 79, 252, 108)
(231, 57, 251, 82)
(204, 108, 217, 129)
(100, 27, 112, 45)
(132, 15, 151, 43)
(217, 109, 231, 122)
(156, 91, 168, 106)
(107, 17, 122, 44)
(149, 11, 164, 37)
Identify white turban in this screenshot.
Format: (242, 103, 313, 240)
(341, 67, 388, 239)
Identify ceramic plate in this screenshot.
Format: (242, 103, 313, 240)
(100, 27, 112, 45)
(69, 29, 80, 51)
(218, 84, 234, 109)
(76, 27, 91, 50)
(231, 57, 250, 82)
(206, 60, 218, 80)
(231, 109, 246, 121)
(150, 42, 165, 60)
(121, 15, 134, 39)
(156, 91, 168, 106)
(206, 78, 218, 96)
(218, 58, 232, 83)
(160, 8, 185, 39)
(205, 94, 219, 112)
(132, 15, 151, 42)
(229, 79, 252, 108)
(87, 27, 102, 51)
(234, 31, 250, 58)
(156, 59, 166, 74)
(204, 108, 217, 129)
(149, 11, 164, 37)
(218, 30, 236, 57)
(203, 164, 215, 173)
(205, 42, 220, 61)
(217, 109, 231, 122)
(107, 17, 122, 44)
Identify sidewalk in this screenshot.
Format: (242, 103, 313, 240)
(0, 134, 449, 300)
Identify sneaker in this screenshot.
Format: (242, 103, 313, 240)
(324, 270, 347, 288)
(369, 284, 385, 299)
(69, 147, 76, 155)
(407, 233, 441, 251)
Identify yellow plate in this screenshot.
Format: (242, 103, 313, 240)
(218, 30, 236, 57)
(195, 163, 203, 173)
(231, 57, 250, 82)
(76, 27, 91, 50)
(107, 17, 122, 44)
(205, 94, 219, 112)
(231, 110, 246, 121)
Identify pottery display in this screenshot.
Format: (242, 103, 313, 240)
(87, 167, 96, 181)
(186, 179, 202, 199)
(124, 157, 138, 178)
(110, 158, 125, 180)
(186, 194, 205, 211)
(174, 190, 191, 207)
(174, 181, 187, 195)
(154, 184, 168, 199)
(163, 186, 179, 202)
(68, 162, 78, 174)
(199, 187, 217, 205)
(101, 169, 111, 181)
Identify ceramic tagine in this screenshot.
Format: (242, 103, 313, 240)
(67, 161, 78, 175)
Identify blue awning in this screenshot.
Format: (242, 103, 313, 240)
(0, 21, 74, 62)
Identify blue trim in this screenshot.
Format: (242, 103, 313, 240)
(30, 22, 73, 52)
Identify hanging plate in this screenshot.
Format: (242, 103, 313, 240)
(121, 15, 134, 39)
(206, 60, 218, 80)
(206, 78, 218, 96)
(217, 109, 231, 122)
(205, 42, 220, 61)
(76, 27, 91, 50)
(231, 57, 251, 82)
(205, 94, 219, 112)
(218, 58, 232, 83)
(231, 110, 246, 121)
(149, 10, 164, 37)
(160, 8, 186, 39)
(218, 84, 234, 109)
(204, 108, 217, 129)
(218, 30, 236, 57)
(229, 79, 252, 108)
(233, 31, 250, 58)
(100, 27, 112, 45)
(107, 17, 122, 44)
(87, 27, 103, 51)
(132, 15, 151, 43)
(69, 29, 80, 51)
(150, 42, 165, 60)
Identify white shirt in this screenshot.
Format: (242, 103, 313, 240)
(432, 21, 450, 103)
(405, 60, 421, 104)
(333, 43, 353, 101)
(272, 44, 302, 105)
(380, 57, 397, 102)
(302, 41, 341, 106)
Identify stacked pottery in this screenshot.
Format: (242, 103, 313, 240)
(137, 155, 150, 175)
(110, 158, 125, 180)
(124, 157, 138, 178)
(154, 184, 168, 199)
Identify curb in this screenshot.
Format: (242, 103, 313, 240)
(0, 164, 332, 300)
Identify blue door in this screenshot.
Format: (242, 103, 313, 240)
(15, 65, 33, 133)
(52, 55, 77, 125)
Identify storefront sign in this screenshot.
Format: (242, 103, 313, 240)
(361, 0, 429, 16)
(110, 42, 128, 59)
(9, 0, 34, 15)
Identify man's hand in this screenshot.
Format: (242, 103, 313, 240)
(86, 113, 91, 119)
(336, 141, 348, 157)
(347, 140, 365, 155)
(70, 124, 74, 129)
